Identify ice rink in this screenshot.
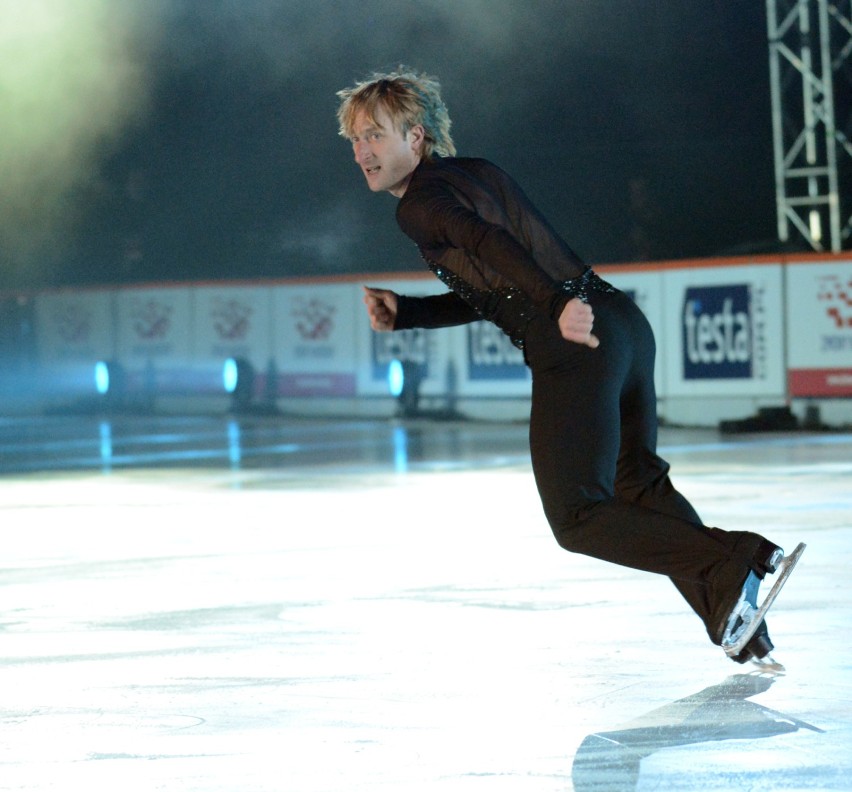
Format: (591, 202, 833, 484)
(1, 414, 850, 791)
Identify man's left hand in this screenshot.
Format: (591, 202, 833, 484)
(558, 297, 600, 348)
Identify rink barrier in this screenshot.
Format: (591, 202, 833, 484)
(2, 253, 850, 425)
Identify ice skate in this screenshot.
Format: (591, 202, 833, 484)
(728, 620, 784, 672)
(748, 653, 787, 674)
(721, 542, 806, 660)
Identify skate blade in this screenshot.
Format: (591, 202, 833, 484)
(750, 654, 786, 675)
(723, 542, 807, 658)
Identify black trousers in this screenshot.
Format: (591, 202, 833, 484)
(523, 289, 767, 643)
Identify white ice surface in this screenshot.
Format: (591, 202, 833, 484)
(1, 433, 851, 791)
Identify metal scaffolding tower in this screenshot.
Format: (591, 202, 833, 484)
(767, 0, 852, 251)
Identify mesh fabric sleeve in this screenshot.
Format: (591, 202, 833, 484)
(394, 292, 482, 330)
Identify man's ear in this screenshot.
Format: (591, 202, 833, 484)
(408, 124, 426, 155)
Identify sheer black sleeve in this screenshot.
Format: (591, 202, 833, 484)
(394, 292, 482, 330)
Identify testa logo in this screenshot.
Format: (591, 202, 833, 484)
(682, 285, 752, 379)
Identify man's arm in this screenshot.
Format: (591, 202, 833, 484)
(363, 286, 481, 331)
(395, 293, 481, 329)
(398, 190, 598, 347)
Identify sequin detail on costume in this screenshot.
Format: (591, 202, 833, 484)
(426, 263, 533, 348)
(427, 263, 487, 306)
(560, 267, 617, 302)
(422, 254, 615, 350)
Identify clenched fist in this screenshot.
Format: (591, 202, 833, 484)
(558, 297, 600, 348)
(362, 286, 399, 332)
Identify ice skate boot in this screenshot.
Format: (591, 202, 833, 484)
(728, 620, 785, 672)
(710, 536, 782, 643)
(721, 542, 806, 660)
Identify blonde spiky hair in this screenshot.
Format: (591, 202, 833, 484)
(336, 66, 456, 158)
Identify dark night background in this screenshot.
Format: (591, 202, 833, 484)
(0, 0, 837, 292)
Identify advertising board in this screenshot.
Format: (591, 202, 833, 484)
(661, 264, 785, 399)
(34, 289, 114, 364)
(786, 260, 852, 397)
(273, 283, 359, 397)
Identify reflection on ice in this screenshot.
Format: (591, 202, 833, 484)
(393, 423, 409, 472)
(99, 420, 112, 471)
(572, 673, 824, 791)
(227, 419, 241, 468)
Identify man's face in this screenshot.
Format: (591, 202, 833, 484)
(350, 106, 422, 198)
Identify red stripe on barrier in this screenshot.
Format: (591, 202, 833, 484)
(788, 369, 852, 397)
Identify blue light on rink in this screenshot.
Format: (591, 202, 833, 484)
(94, 361, 111, 395)
(223, 358, 239, 394)
(387, 359, 404, 397)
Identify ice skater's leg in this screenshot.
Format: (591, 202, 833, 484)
(525, 296, 784, 661)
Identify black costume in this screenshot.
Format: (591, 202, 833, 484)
(391, 156, 779, 659)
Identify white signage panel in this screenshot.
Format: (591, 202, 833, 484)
(113, 287, 201, 392)
(273, 283, 359, 396)
(34, 289, 114, 363)
(193, 285, 272, 369)
(786, 259, 852, 397)
(115, 287, 193, 363)
(661, 264, 785, 398)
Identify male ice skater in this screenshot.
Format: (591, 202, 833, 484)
(335, 67, 803, 666)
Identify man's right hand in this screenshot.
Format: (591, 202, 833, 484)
(363, 286, 399, 331)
